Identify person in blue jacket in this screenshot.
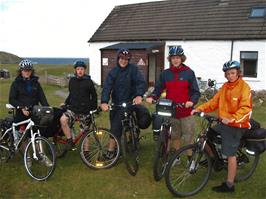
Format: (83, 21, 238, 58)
(101, 48, 146, 159)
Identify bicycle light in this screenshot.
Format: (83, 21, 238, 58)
(96, 131, 103, 135)
(96, 162, 104, 167)
(122, 103, 127, 107)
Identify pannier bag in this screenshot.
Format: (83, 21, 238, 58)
(134, 104, 152, 129)
(31, 106, 54, 126)
(40, 107, 64, 137)
(0, 117, 13, 139)
(243, 128, 266, 154)
(156, 99, 175, 117)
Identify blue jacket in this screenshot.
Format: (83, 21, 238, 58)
(101, 63, 146, 105)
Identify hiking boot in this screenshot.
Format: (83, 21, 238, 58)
(65, 138, 76, 151)
(40, 153, 53, 167)
(212, 182, 235, 193)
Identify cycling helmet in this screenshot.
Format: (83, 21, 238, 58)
(222, 60, 240, 72)
(117, 48, 132, 60)
(19, 59, 33, 71)
(169, 46, 184, 57)
(73, 60, 87, 69)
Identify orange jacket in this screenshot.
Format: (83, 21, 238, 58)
(196, 78, 252, 129)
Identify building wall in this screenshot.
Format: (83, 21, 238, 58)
(88, 42, 118, 85)
(89, 40, 266, 90)
(165, 40, 266, 90)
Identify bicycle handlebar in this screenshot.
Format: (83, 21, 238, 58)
(151, 99, 186, 108)
(193, 112, 220, 123)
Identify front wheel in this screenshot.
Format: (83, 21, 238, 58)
(24, 136, 56, 181)
(165, 144, 212, 197)
(235, 147, 260, 182)
(80, 128, 120, 169)
(121, 127, 139, 176)
(153, 127, 170, 181)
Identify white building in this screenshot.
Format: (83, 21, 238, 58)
(88, 0, 266, 90)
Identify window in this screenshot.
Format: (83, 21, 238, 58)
(240, 51, 258, 78)
(250, 7, 266, 18)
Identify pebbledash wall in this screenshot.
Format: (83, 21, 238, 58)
(88, 40, 266, 90)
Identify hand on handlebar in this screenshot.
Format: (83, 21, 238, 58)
(191, 109, 200, 115)
(185, 101, 194, 108)
(146, 97, 153, 104)
(100, 103, 109, 112)
(22, 108, 30, 116)
(133, 96, 142, 105)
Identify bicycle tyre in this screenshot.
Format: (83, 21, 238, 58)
(165, 144, 212, 197)
(24, 136, 56, 181)
(80, 128, 120, 169)
(153, 127, 169, 181)
(235, 147, 260, 182)
(121, 127, 139, 176)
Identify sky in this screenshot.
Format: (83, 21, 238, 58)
(0, 0, 162, 58)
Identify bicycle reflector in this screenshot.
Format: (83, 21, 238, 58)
(96, 131, 103, 135)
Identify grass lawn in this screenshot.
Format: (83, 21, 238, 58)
(0, 65, 265, 199)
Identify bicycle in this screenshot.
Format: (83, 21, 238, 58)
(52, 107, 120, 169)
(165, 112, 260, 197)
(201, 79, 218, 102)
(152, 99, 185, 181)
(110, 102, 141, 176)
(0, 104, 56, 181)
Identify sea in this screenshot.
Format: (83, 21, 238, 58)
(24, 57, 89, 65)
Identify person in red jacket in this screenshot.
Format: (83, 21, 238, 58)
(191, 60, 252, 193)
(146, 46, 200, 154)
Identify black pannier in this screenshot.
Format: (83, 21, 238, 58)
(0, 117, 13, 139)
(156, 99, 175, 117)
(243, 128, 266, 154)
(31, 106, 54, 126)
(134, 104, 152, 129)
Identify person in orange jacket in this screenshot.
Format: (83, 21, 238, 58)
(191, 60, 252, 193)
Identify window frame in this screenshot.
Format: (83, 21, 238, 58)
(250, 7, 266, 18)
(240, 51, 258, 78)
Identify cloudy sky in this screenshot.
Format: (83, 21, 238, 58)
(0, 0, 162, 57)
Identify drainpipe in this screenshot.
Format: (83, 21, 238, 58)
(230, 40, 234, 60)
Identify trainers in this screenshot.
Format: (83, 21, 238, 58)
(40, 153, 53, 167)
(212, 182, 235, 193)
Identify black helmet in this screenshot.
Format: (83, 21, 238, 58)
(169, 46, 184, 57)
(74, 60, 87, 69)
(117, 48, 132, 60)
(19, 59, 33, 71)
(222, 60, 240, 72)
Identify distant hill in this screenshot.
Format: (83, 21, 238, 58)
(0, 51, 22, 64)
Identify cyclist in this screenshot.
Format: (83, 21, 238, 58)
(146, 46, 200, 156)
(191, 60, 252, 193)
(60, 61, 97, 153)
(9, 59, 51, 166)
(100, 48, 147, 159)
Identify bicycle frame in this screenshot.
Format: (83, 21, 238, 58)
(0, 111, 41, 160)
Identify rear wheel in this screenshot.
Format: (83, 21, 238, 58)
(24, 136, 56, 181)
(121, 127, 139, 176)
(235, 147, 259, 182)
(165, 144, 211, 197)
(153, 127, 170, 181)
(80, 128, 120, 169)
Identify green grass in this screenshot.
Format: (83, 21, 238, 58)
(0, 65, 266, 199)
